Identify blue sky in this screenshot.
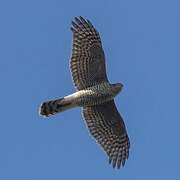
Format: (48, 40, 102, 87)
(0, 0, 179, 179)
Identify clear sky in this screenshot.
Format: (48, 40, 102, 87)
(0, 0, 179, 179)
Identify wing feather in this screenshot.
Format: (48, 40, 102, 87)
(70, 16, 108, 90)
(82, 100, 130, 169)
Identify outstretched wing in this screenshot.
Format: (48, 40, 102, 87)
(70, 16, 108, 90)
(82, 100, 130, 169)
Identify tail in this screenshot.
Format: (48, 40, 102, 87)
(39, 97, 76, 117)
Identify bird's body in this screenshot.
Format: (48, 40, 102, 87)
(40, 82, 122, 116)
(39, 17, 130, 169)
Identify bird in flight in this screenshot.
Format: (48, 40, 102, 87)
(39, 16, 130, 169)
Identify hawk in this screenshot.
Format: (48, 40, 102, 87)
(39, 16, 130, 169)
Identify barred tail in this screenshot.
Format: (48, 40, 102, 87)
(39, 97, 76, 117)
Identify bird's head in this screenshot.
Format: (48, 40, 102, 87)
(111, 83, 123, 95)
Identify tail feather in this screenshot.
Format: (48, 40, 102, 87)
(39, 98, 74, 117)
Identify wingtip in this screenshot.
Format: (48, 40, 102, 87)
(70, 27, 76, 33)
(79, 16, 85, 21)
(109, 157, 112, 164)
(112, 158, 117, 168)
(74, 17, 79, 23)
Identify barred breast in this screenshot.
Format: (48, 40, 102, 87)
(74, 82, 123, 107)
